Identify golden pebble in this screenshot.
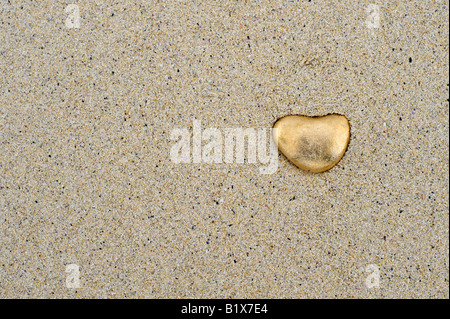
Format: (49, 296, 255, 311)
(273, 114, 350, 173)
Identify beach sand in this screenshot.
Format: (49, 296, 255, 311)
(0, 0, 448, 298)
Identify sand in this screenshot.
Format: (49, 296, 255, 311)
(0, 0, 448, 298)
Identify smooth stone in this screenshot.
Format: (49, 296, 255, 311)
(273, 114, 350, 173)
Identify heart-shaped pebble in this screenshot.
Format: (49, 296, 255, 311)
(273, 114, 350, 173)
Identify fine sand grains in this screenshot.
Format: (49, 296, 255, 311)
(0, 1, 448, 298)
